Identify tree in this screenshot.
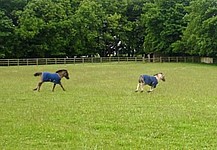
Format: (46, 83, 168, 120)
(1, 0, 216, 58)
(176, 0, 217, 56)
(142, 0, 190, 55)
(72, 0, 105, 56)
(124, 0, 145, 56)
(0, 0, 28, 58)
(15, 0, 76, 57)
(97, 0, 145, 57)
(0, 11, 14, 58)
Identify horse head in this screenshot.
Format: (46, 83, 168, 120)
(154, 73, 165, 82)
(56, 69, 69, 79)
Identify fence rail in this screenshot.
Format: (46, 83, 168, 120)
(0, 56, 203, 66)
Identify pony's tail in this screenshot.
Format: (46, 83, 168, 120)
(34, 72, 42, 76)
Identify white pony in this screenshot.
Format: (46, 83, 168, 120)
(135, 73, 165, 92)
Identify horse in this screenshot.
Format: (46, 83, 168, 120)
(33, 69, 69, 92)
(135, 73, 165, 93)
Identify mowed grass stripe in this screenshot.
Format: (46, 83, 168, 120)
(0, 63, 217, 149)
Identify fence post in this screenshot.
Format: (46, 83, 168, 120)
(8, 59, 9, 66)
(176, 57, 178, 63)
(27, 59, 28, 66)
(160, 57, 162, 63)
(18, 59, 19, 66)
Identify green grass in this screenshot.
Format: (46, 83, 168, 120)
(1, 62, 217, 149)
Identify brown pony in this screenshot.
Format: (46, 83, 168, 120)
(33, 69, 69, 92)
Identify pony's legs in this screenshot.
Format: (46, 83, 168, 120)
(59, 83, 65, 91)
(135, 83, 140, 92)
(148, 86, 154, 92)
(52, 83, 65, 92)
(37, 82, 43, 91)
(33, 73, 43, 91)
(135, 75, 144, 92)
(33, 81, 43, 91)
(135, 83, 144, 92)
(33, 88, 37, 91)
(140, 83, 144, 92)
(52, 84, 56, 92)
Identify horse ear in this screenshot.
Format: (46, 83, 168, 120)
(62, 69, 68, 73)
(56, 70, 63, 73)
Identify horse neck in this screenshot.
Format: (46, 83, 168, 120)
(154, 75, 161, 82)
(57, 72, 64, 78)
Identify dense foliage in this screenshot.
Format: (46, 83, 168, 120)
(0, 0, 216, 58)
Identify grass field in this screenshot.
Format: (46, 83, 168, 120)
(1, 62, 217, 149)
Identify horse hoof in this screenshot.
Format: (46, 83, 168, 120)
(140, 90, 144, 93)
(135, 90, 138, 92)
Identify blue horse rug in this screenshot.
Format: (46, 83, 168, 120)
(142, 75, 158, 88)
(42, 72, 61, 84)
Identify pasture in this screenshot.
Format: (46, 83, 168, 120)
(1, 62, 217, 149)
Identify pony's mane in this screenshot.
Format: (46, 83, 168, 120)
(153, 73, 163, 76)
(56, 69, 68, 73)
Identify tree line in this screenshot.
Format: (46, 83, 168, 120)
(0, 0, 216, 58)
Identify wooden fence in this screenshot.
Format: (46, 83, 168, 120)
(0, 56, 202, 66)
